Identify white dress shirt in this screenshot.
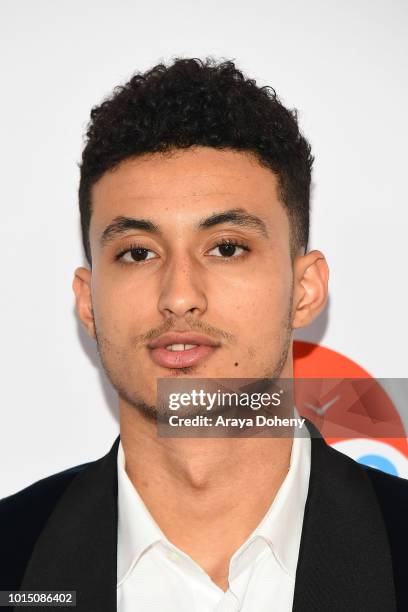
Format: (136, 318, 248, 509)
(117, 431, 311, 611)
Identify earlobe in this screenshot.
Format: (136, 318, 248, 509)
(292, 250, 329, 329)
(72, 267, 96, 340)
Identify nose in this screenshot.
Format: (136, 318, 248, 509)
(157, 254, 208, 320)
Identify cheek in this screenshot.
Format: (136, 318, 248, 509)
(91, 276, 146, 341)
(218, 269, 290, 321)
(219, 268, 292, 365)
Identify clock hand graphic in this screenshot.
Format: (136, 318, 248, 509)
(305, 394, 340, 416)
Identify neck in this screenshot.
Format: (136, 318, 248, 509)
(120, 403, 293, 588)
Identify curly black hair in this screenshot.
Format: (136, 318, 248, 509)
(79, 57, 313, 266)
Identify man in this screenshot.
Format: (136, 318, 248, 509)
(1, 58, 407, 611)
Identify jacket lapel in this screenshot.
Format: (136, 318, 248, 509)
(19, 436, 120, 612)
(293, 424, 397, 611)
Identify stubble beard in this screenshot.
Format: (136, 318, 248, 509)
(94, 296, 293, 423)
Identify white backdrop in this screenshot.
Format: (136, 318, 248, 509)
(1, 0, 407, 497)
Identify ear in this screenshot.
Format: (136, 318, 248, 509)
(72, 267, 96, 340)
(292, 250, 329, 329)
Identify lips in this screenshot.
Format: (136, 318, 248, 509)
(149, 345, 218, 369)
(148, 332, 220, 349)
(148, 332, 220, 369)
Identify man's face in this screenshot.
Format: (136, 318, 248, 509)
(84, 147, 297, 415)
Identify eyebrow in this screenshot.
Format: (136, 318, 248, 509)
(100, 207, 269, 247)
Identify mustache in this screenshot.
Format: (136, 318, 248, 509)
(138, 317, 235, 345)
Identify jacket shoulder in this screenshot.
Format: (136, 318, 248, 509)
(0, 461, 93, 590)
(362, 464, 408, 528)
(362, 465, 408, 611)
(363, 463, 408, 500)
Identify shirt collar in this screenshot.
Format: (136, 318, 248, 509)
(117, 430, 311, 584)
(117, 442, 165, 585)
(249, 430, 311, 577)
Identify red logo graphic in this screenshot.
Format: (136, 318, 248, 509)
(293, 341, 408, 457)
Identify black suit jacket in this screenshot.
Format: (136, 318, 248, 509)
(1, 427, 408, 611)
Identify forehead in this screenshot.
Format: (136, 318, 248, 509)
(89, 146, 286, 239)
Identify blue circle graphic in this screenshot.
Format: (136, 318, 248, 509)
(357, 454, 398, 476)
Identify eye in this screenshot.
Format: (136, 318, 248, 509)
(207, 240, 250, 258)
(114, 239, 250, 265)
(115, 244, 158, 263)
